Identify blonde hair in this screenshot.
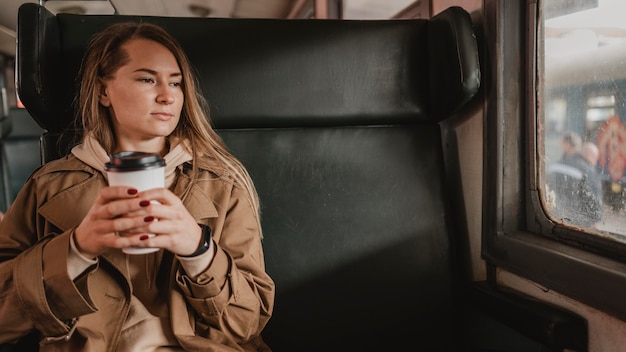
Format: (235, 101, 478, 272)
(75, 22, 262, 236)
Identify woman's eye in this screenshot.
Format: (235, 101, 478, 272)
(138, 77, 155, 83)
(170, 81, 182, 87)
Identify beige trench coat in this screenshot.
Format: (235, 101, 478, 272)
(0, 154, 274, 351)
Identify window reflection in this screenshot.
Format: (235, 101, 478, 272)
(542, 0, 626, 238)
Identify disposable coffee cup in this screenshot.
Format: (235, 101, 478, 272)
(104, 151, 166, 254)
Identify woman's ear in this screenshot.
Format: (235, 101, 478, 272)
(98, 83, 111, 107)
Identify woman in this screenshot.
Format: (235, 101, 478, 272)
(0, 22, 274, 351)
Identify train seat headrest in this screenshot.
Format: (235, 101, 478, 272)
(17, 4, 479, 134)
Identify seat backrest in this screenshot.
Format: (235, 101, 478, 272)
(16, 4, 480, 351)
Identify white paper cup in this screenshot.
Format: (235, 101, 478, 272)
(105, 152, 165, 254)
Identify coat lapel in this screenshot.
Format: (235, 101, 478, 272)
(38, 175, 104, 231)
(172, 168, 219, 222)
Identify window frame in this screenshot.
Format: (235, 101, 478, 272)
(482, 0, 626, 321)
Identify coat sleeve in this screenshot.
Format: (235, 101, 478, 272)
(175, 183, 275, 343)
(0, 175, 97, 344)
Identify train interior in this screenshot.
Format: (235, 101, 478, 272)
(1, 0, 626, 351)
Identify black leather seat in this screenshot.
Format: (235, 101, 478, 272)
(14, 3, 482, 351)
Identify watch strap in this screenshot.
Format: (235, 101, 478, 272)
(181, 224, 212, 258)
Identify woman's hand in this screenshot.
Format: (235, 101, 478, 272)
(125, 188, 203, 256)
(74, 186, 202, 258)
(74, 186, 149, 258)
(74, 186, 203, 258)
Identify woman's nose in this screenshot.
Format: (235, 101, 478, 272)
(156, 86, 175, 104)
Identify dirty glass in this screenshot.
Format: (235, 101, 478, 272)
(541, 0, 626, 240)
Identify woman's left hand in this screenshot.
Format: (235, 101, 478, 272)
(124, 187, 203, 256)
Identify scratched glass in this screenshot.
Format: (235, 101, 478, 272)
(540, 0, 626, 240)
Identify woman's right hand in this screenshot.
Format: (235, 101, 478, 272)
(74, 186, 150, 258)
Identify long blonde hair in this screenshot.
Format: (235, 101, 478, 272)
(75, 22, 262, 235)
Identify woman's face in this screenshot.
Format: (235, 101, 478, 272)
(98, 38, 184, 153)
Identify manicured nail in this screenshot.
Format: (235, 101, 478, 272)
(144, 216, 155, 222)
(128, 188, 138, 195)
(139, 200, 151, 207)
(140, 235, 149, 240)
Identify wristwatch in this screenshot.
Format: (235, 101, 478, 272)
(181, 224, 212, 257)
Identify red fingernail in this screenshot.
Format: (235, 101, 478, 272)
(144, 216, 155, 222)
(139, 200, 150, 207)
(140, 235, 149, 240)
(128, 188, 138, 195)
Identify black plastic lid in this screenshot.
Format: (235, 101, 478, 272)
(104, 151, 165, 171)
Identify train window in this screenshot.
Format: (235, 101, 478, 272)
(545, 96, 566, 133)
(586, 94, 615, 137)
(484, 0, 626, 321)
(540, 0, 626, 240)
